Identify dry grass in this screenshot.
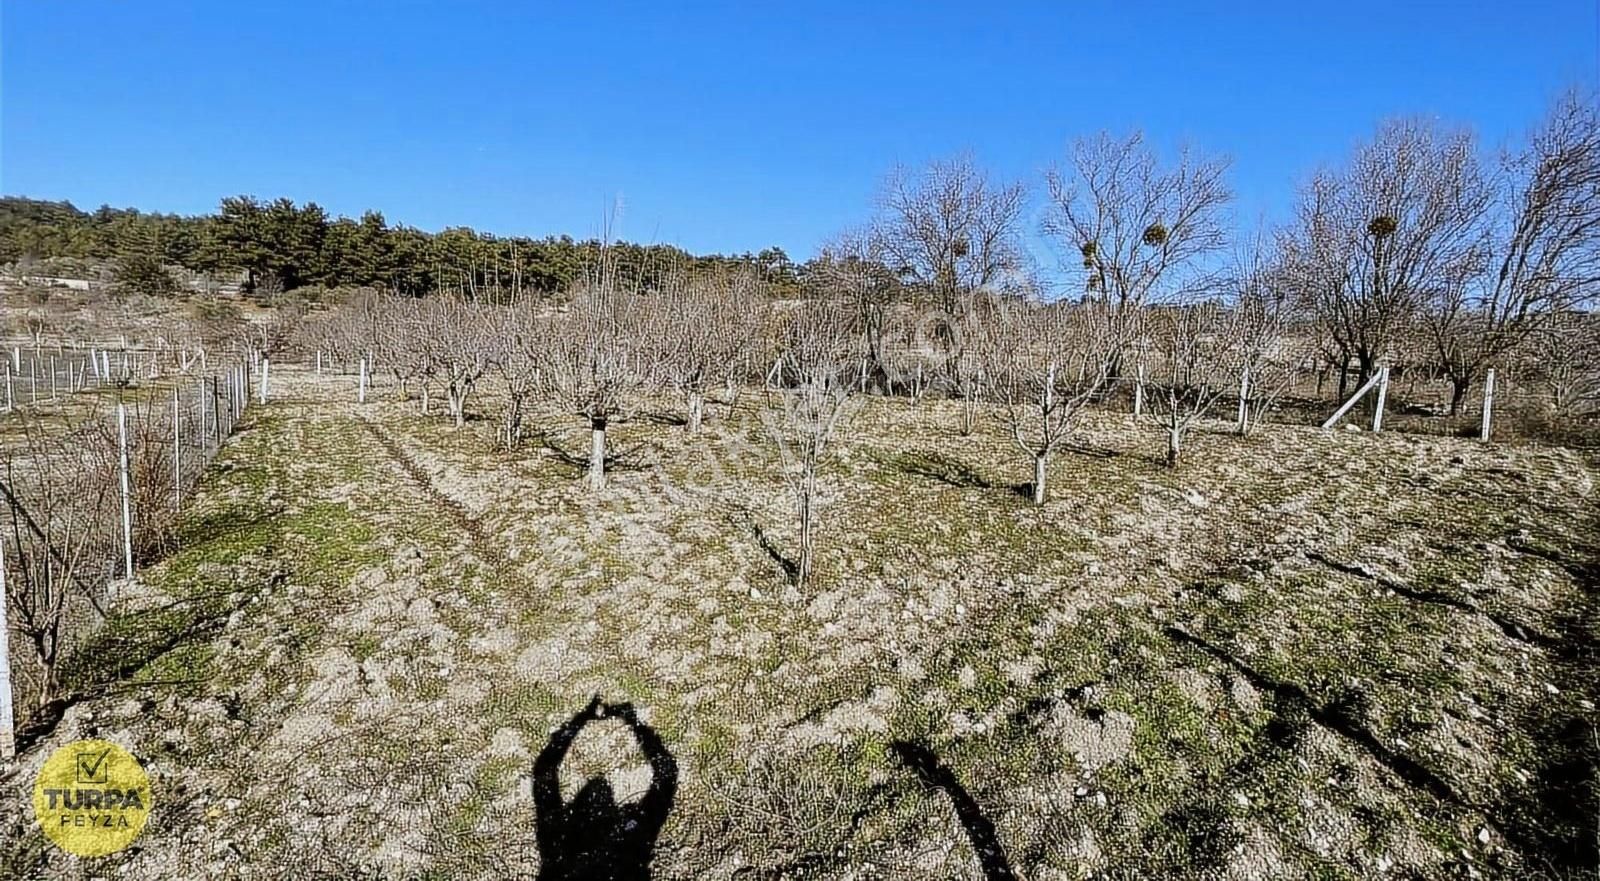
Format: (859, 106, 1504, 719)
(2, 365, 1595, 880)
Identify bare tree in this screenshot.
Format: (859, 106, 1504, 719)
(429, 299, 494, 429)
(809, 229, 903, 395)
(987, 299, 1116, 504)
(643, 270, 763, 434)
(1426, 92, 1600, 412)
(1285, 120, 1492, 401)
(760, 301, 861, 587)
(1528, 310, 1600, 418)
(488, 303, 547, 449)
(874, 155, 1026, 426)
(246, 297, 308, 358)
(1044, 131, 1232, 374)
(1230, 236, 1311, 433)
(543, 256, 644, 490)
(1, 415, 119, 717)
(1143, 300, 1242, 465)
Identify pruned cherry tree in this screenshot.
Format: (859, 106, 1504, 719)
(642, 270, 763, 435)
(1527, 310, 1600, 418)
(760, 300, 861, 587)
(808, 229, 903, 395)
(1231, 235, 1310, 434)
(1142, 300, 1243, 465)
(428, 298, 494, 429)
(488, 303, 548, 449)
(544, 257, 645, 490)
(986, 298, 1117, 504)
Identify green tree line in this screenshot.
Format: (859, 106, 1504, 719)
(0, 195, 801, 298)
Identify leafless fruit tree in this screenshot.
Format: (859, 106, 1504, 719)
(642, 271, 762, 434)
(1, 417, 118, 716)
(1231, 236, 1311, 433)
(760, 301, 861, 587)
(1527, 310, 1600, 418)
(1143, 300, 1243, 466)
(874, 155, 1026, 428)
(808, 229, 904, 395)
(1283, 119, 1492, 402)
(1425, 92, 1600, 412)
(488, 303, 548, 449)
(1044, 131, 1232, 376)
(986, 299, 1116, 504)
(429, 298, 495, 429)
(543, 257, 646, 490)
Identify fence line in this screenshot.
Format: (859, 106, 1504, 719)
(0, 341, 225, 416)
(0, 352, 258, 758)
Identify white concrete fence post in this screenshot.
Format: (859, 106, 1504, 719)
(1321, 368, 1385, 430)
(1371, 366, 1390, 433)
(0, 537, 14, 759)
(1481, 368, 1496, 442)
(198, 379, 208, 451)
(1133, 363, 1145, 420)
(117, 402, 135, 584)
(1236, 367, 1250, 432)
(172, 386, 183, 512)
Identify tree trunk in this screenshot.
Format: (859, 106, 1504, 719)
(962, 395, 976, 437)
(421, 384, 430, 415)
(1355, 352, 1376, 390)
(588, 418, 607, 491)
(1448, 375, 1472, 417)
(687, 390, 704, 435)
(1166, 426, 1182, 468)
(1032, 454, 1048, 505)
(797, 465, 816, 587)
(503, 400, 523, 449)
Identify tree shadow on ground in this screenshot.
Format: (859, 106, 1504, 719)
(639, 411, 687, 427)
(1060, 442, 1122, 460)
(531, 429, 657, 476)
(533, 697, 678, 881)
(890, 740, 1017, 881)
(1490, 531, 1600, 875)
(729, 509, 799, 581)
(888, 450, 1031, 501)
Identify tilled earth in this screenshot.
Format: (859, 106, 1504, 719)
(2, 366, 1596, 880)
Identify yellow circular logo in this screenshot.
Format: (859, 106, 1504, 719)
(32, 739, 152, 856)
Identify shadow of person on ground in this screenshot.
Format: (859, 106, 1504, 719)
(533, 697, 678, 880)
(891, 740, 1017, 881)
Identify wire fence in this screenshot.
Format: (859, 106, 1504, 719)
(0, 350, 260, 758)
(0, 341, 226, 414)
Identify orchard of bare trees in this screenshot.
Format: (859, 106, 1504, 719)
(282, 90, 1600, 590)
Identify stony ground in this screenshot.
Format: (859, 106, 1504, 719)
(2, 366, 1596, 880)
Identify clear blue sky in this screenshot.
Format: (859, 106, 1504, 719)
(2, 1, 1595, 261)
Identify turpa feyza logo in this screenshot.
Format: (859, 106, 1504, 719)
(32, 739, 152, 856)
